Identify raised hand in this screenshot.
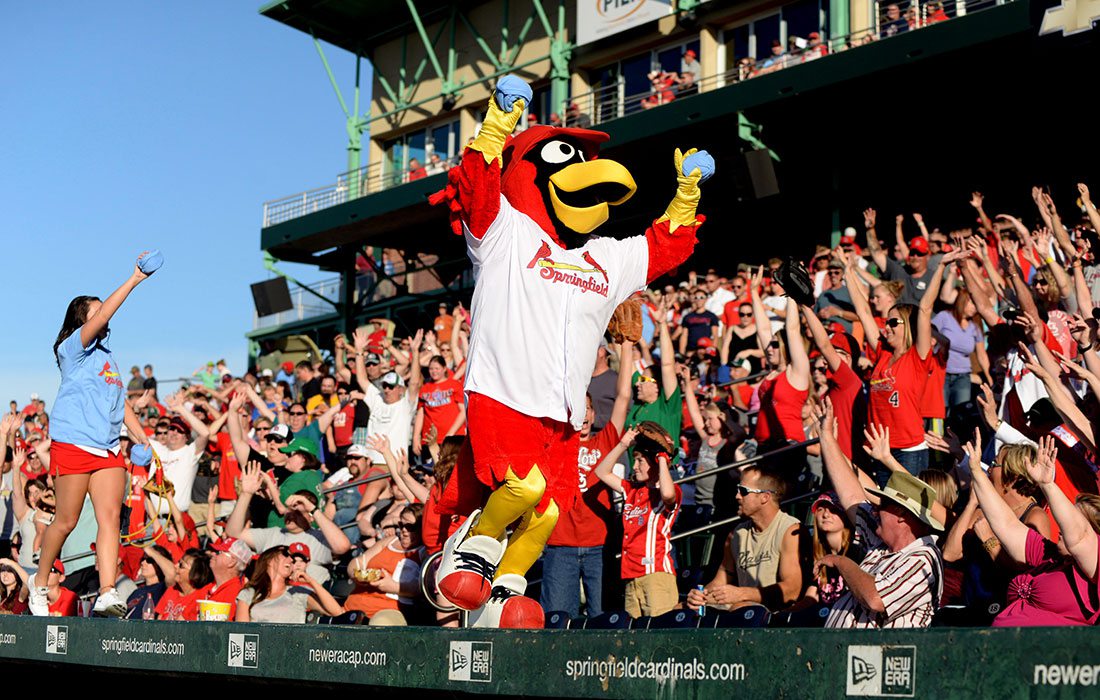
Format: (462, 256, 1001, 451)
(913, 212, 924, 224)
(1028, 435, 1057, 485)
(240, 460, 264, 496)
(975, 384, 1001, 430)
(366, 433, 391, 454)
(895, 214, 904, 225)
(862, 424, 892, 464)
(1078, 183, 1092, 206)
(863, 208, 876, 229)
(963, 427, 984, 474)
(970, 192, 984, 209)
(619, 426, 639, 448)
(352, 328, 370, 354)
(334, 334, 346, 350)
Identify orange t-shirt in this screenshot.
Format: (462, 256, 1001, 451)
(344, 541, 423, 618)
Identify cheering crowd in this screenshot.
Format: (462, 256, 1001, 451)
(3, 183, 1100, 629)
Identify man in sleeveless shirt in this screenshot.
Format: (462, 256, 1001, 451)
(687, 466, 802, 612)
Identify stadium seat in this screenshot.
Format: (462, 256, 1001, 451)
(708, 604, 770, 629)
(584, 610, 633, 630)
(773, 603, 831, 628)
(544, 610, 571, 629)
(315, 610, 367, 625)
(676, 566, 705, 595)
(647, 609, 701, 629)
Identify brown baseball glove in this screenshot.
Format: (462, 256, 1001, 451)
(634, 420, 674, 460)
(607, 298, 643, 343)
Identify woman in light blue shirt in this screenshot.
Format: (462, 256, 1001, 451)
(29, 252, 159, 617)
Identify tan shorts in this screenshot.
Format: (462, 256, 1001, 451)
(624, 572, 678, 618)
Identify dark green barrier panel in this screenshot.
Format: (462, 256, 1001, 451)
(1, 617, 1098, 698)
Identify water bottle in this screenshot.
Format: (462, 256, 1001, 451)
(142, 593, 155, 620)
(696, 585, 706, 617)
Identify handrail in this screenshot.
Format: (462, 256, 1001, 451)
(673, 438, 818, 485)
(669, 491, 818, 543)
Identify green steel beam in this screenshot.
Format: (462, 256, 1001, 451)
(457, 9, 505, 71)
(311, 32, 367, 192)
(262, 253, 339, 308)
(500, 0, 509, 58)
(401, 19, 451, 105)
(367, 51, 553, 126)
(312, 33, 351, 118)
(830, 0, 851, 48)
(398, 34, 408, 102)
(541, 0, 572, 117)
(505, 10, 538, 68)
(405, 0, 450, 90)
(738, 113, 779, 161)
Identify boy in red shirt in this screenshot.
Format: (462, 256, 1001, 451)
(594, 420, 681, 618)
(43, 559, 79, 617)
(541, 341, 635, 619)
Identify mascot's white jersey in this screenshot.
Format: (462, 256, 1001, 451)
(463, 194, 648, 430)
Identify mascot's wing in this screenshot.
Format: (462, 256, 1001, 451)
(429, 77, 529, 239)
(644, 148, 715, 283)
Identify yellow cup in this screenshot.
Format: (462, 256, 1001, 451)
(197, 599, 231, 621)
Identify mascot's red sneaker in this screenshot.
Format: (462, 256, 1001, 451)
(436, 509, 506, 611)
(469, 574, 545, 629)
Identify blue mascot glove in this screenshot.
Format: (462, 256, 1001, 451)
(137, 250, 164, 275)
(493, 75, 533, 113)
(681, 150, 715, 184)
(130, 443, 153, 467)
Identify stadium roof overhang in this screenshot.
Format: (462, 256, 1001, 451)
(258, 0, 476, 55)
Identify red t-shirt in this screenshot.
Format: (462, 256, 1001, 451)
(869, 346, 930, 449)
(619, 480, 681, 580)
(185, 576, 245, 621)
(332, 403, 355, 448)
(721, 295, 752, 327)
(827, 362, 865, 460)
(49, 587, 79, 617)
(216, 432, 241, 501)
(418, 378, 466, 442)
(548, 423, 620, 548)
(920, 348, 948, 420)
(754, 372, 808, 444)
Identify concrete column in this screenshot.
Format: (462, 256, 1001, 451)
(699, 24, 721, 93)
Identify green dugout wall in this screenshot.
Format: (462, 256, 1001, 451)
(1, 617, 1098, 697)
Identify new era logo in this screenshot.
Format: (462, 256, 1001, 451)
(227, 633, 259, 668)
(45, 625, 68, 655)
(847, 646, 916, 697)
(448, 641, 492, 682)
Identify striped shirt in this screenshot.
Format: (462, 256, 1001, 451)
(825, 503, 943, 629)
(619, 481, 682, 579)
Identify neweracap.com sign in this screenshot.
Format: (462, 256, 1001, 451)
(575, 0, 672, 46)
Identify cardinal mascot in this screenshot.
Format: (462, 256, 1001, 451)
(429, 75, 714, 628)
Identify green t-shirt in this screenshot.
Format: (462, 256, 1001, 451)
(266, 470, 324, 528)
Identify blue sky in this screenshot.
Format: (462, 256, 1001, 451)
(0, 2, 367, 407)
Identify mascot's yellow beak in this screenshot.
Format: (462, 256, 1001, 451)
(547, 160, 637, 234)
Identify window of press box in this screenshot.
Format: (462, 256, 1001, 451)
(753, 14, 781, 59)
(383, 119, 459, 183)
(591, 36, 700, 115)
(783, 0, 828, 46)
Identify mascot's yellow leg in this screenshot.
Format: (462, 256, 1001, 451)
(471, 465, 547, 540)
(496, 499, 559, 578)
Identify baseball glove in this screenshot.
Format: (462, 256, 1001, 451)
(607, 298, 643, 343)
(777, 257, 815, 308)
(634, 420, 675, 462)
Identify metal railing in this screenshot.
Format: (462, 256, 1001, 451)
(252, 276, 342, 330)
(262, 156, 457, 227)
(261, 0, 1008, 228)
(568, 0, 1005, 131)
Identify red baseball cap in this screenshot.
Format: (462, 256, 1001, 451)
(50, 559, 65, 575)
(288, 542, 311, 561)
(829, 331, 862, 363)
(282, 361, 294, 373)
(909, 237, 931, 255)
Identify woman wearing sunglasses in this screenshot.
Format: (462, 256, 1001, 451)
(749, 266, 811, 454)
(344, 503, 426, 623)
(30, 252, 159, 617)
(851, 249, 969, 478)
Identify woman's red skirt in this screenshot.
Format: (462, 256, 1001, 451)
(50, 441, 125, 477)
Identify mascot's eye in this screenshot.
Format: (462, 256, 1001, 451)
(540, 140, 578, 164)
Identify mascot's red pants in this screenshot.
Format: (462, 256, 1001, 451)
(439, 392, 579, 579)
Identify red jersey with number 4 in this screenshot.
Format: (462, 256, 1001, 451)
(619, 480, 681, 580)
(869, 346, 930, 449)
(548, 423, 620, 548)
